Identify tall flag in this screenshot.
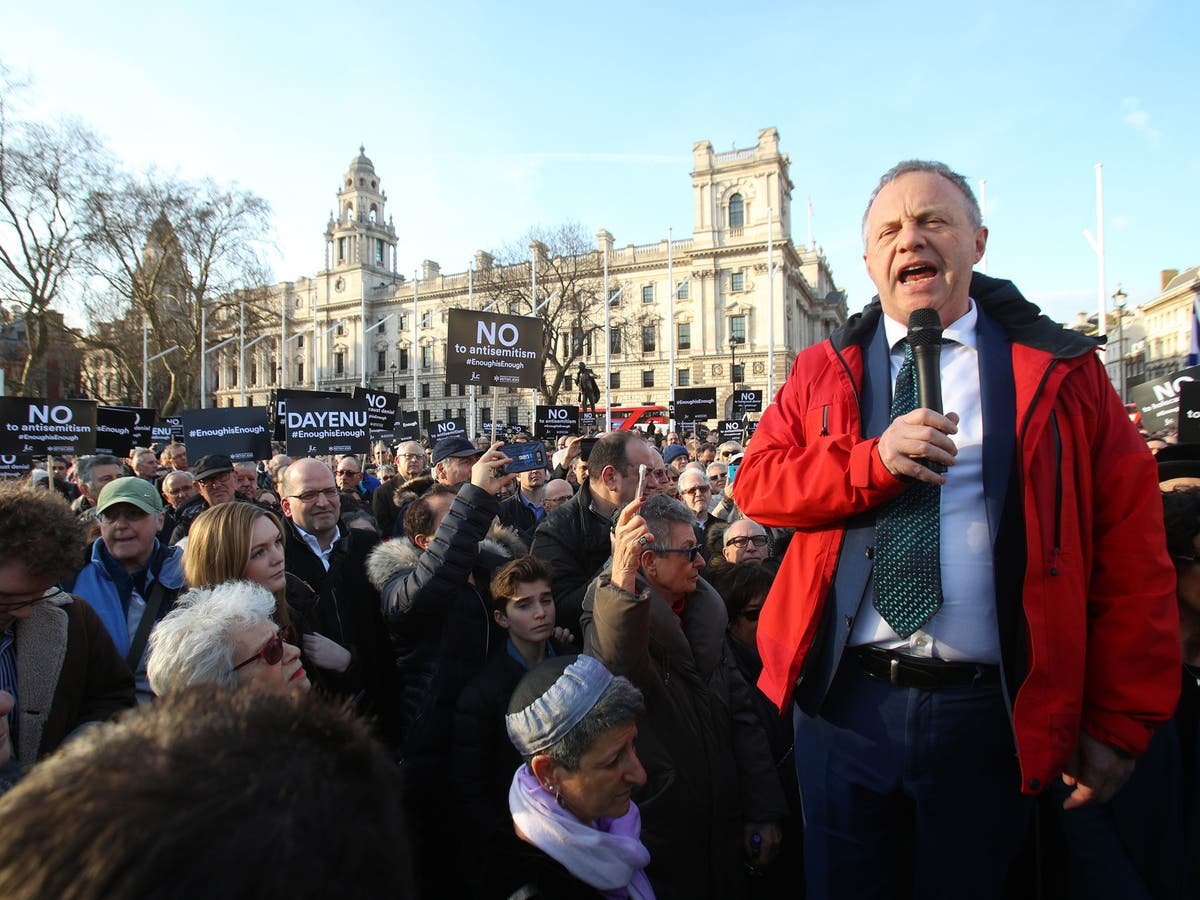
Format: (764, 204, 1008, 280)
(1188, 295, 1200, 367)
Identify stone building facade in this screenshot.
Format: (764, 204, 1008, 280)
(210, 129, 846, 431)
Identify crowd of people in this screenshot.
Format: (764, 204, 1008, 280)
(0, 159, 1196, 900)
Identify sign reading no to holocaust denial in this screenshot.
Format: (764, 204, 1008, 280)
(283, 393, 371, 458)
(352, 387, 400, 435)
(672, 387, 717, 423)
(109, 406, 158, 448)
(0, 454, 32, 479)
(445, 309, 544, 389)
(0, 397, 97, 457)
(180, 407, 273, 463)
(535, 405, 579, 441)
(731, 390, 763, 416)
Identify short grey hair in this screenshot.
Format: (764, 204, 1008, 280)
(147, 581, 277, 696)
(233, 461, 258, 474)
(533, 676, 644, 770)
(639, 493, 696, 548)
(75, 455, 123, 490)
(862, 159, 982, 244)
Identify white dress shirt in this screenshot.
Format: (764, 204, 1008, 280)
(294, 523, 338, 572)
(849, 300, 1001, 663)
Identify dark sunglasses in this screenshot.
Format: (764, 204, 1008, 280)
(232, 632, 284, 672)
(726, 535, 769, 549)
(654, 545, 703, 562)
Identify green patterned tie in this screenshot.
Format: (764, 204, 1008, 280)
(873, 340, 942, 637)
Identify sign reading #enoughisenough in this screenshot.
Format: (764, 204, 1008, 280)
(180, 407, 273, 463)
(283, 394, 371, 457)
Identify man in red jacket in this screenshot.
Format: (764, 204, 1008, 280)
(736, 160, 1180, 899)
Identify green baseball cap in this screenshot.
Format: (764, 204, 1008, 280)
(96, 476, 164, 516)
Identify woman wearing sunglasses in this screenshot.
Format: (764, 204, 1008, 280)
(146, 581, 309, 695)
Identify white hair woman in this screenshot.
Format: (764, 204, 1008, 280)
(147, 581, 309, 696)
(496, 654, 654, 899)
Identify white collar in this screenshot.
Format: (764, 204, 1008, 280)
(883, 298, 978, 353)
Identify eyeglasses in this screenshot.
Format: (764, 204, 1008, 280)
(232, 631, 284, 672)
(653, 545, 703, 562)
(198, 471, 233, 486)
(680, 485, 711, 497)
(398, 453, 424, 461)
(98, 507, 152, 525)
(725, 535, 769, 549)
(336, 469, 361, 477)
(0, 585, 64, 612)
(288, 487, 340, 504)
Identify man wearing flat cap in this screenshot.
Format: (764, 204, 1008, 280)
(168, 454, 240, 544)
(431, 436, 483, 488)
(66, 477, 184, 702)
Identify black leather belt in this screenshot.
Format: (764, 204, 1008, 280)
(853, 646, 999, 690)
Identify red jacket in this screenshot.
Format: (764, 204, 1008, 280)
(736, 275, 1181, 793)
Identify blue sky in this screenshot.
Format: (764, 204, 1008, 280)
(3, 0, 1196, 327)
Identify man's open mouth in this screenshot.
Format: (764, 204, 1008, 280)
(899, 264, 938, 284)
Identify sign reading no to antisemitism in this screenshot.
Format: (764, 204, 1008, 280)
(445, 309, 544, 389)
(0, 398, 97, 457)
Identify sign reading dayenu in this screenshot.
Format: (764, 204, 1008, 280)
(181, 407, 272, 463)
(352, 387, 400, 435)
(95, 406, 138, 457)
(283, 394, 371, 457)
(445, 309, 544, 389)
(535, 405, 579, 441)
(272, 388, 345, 441)
(0, 397, 97, 457)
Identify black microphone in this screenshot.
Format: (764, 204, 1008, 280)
(907, 308, 945, 473)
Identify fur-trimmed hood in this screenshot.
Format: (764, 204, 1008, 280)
(365, 523, 529, 591)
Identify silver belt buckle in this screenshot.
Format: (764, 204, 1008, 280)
(889, 657, 900, 686)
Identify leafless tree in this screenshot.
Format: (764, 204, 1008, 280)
(81, 173, 275, 413)
(0, 67, 108, 395)
(473, 222, 627, 405)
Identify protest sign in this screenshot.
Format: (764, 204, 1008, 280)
(393, 411, 422, 443)
(181, 407, 272, 463)
(0, 454, 31, 479)
(95, 406, 138, 457)
(352, 387, 400, 435)
(1178, 381, 1200, 444)
(717, 420, 745, 444)
(272, 388, 345, 440)
(0, 397, 97, 457)
(110, 406, 157, 448)
(1130, 365, 1200, 434)
(283, 394, 371, 457)
(535, 405, 579, 441)
(671, 388, 717, 423)
(731, 389, 763, 416)
(446, 309, 544, 388)
(429, 417, 468, 443)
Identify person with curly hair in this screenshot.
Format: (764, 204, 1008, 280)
(0, 482, 133, 789)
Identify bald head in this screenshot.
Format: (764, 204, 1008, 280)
(722, 518, 768, 564)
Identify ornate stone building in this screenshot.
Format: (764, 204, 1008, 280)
(1132, 266, 1200, 385)
(210, 129, 846, 430)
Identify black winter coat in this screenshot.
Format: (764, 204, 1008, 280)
(366, 484, 513, 782)
(282, 520, 396, 736)
(529, 480, 613, 636)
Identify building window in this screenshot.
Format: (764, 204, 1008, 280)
(564, 375, 574, 393)
(677, 281, 689, 299)
(376, 242, 385, 264)
(377, 350, 386, 373)
(443, 408, 452, 421)
(421, 382, 430, 398)
(296, 334, 304, 349)
(336, 322, 345, 336)
(571, 327, 585, 356)
(334, 352, 344, 375)
(678, 368, 690, 386)
(610, 329, 622, 355)
(642, 326, 656, 353)
(421, 311, 432, 329)
(457, 384, 465, 397)
(481, 385, 490, 396)
(610, 372, 621, 389)
(642, 370, 655, 388)
(507, 406, 519, 425)
(421, 410, 432, 427)
(677, 323, 691, 350)
(641, 285, 654, 304)
(457, 407, 466, 420)
(399, 384, 407, 399)
(376, 316, 387, 334)
(444, 382, 452, 397)
(268, 357, 277, 385)
(399, 314, 407, 332)
(608, 288, 622, 306)
(247, 361, 256, 386)
(296, 362, 303, 383)
(337, 237, 346, 261)
(399, 348, 409, 371)
(421, 346, 432, 369)
(730, 315, 747, 344)
(728, 193, 744, 228)
(731, 271, 744, 292)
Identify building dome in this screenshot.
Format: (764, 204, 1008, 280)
(349, 145, 375, 172)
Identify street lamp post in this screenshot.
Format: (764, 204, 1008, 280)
(729, 336, 742, 386)
(389, 362, 397, 394)
(1113, 284, 1128, 403)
